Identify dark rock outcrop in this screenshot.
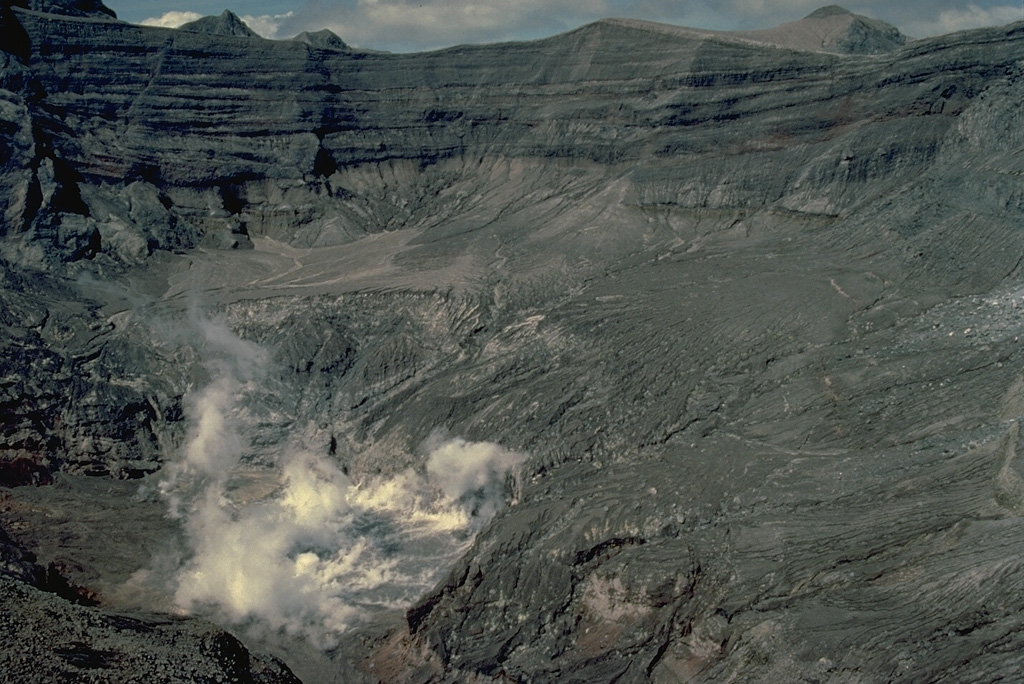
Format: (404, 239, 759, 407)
(21, 0, 115, 19)
(0, 517, 299, 682)
(0, 573, 301, 683)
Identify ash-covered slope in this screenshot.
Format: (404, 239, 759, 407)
(2, 2, 1024, 683)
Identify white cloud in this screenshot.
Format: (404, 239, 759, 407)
(240, 12, 294, 38)
(139, 10, 203, 29)
(902, 4, 1021, 37)
(138, 9, 293, 38)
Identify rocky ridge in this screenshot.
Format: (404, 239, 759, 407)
(179, 9, 262, 37)
(739, 4, 908, 53)
(1, 1, 1024, 683)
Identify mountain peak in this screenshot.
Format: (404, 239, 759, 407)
(807, 5, 854, 19)
(292, 29, 350, 51)
(740, 5, 907, 54)
(178, 10, 258, 38)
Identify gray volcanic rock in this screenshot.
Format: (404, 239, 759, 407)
(0, 574, 301, 683)
(0, 57, 35, 234)
(0, 264, 186, 479)
(2, 2, 1024, 684)
(21, 0, 115, 19)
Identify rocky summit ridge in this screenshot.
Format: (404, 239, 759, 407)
(2, 1, 1024, 683)
(740, 4, 908, 53)
(178, 9, 262, 38)
(599, 6, 907, 55)
(292, 28, 351, 51)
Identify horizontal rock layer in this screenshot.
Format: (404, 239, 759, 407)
(6, 8, 1019, 249)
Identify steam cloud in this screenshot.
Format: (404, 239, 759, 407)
(156, 312, 525, 648)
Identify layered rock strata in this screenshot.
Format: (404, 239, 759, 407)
(1, 2, 1023, 683)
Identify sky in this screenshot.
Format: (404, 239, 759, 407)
(103, 1, 1024, 53)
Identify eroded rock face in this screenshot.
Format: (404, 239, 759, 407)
(1, 1, 1024, 683)
(0, 573, 302, 684)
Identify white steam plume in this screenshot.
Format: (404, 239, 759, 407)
(425, 432, 526, 518)
(157, 312, 267, 517)
(156, 312, 525, 648)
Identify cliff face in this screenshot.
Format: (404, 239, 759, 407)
(7, 4, 1019, 257)
(5, 4, 1017, 248)
(2, 2, 1024, 683)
